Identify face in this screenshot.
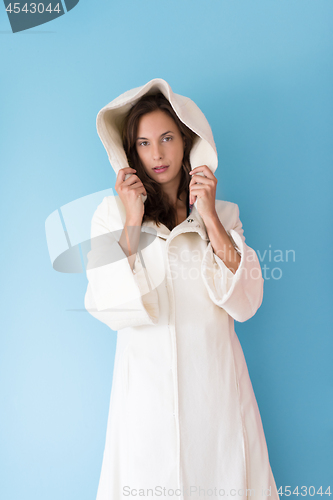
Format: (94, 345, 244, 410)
(135, 109, 185, 188)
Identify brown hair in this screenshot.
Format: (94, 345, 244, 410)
(122, 92, 196, 231)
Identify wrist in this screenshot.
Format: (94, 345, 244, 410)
(126, 215, 143, 227)
(202, 211, 221, 231)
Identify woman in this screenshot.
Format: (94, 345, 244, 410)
(85, 78, 279, 500)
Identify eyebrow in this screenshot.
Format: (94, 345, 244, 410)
(136, 131, 174, 141)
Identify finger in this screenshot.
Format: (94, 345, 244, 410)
(190, 164, 211, 174)
(117, 167, 136, 183)
(190, 185, 210, 198)
(126, 181, 145, 191)
(189, 186, 204, 204)
(122, 181, 147, 197)
(190, 193, 207, 205)
(137, 186, 147, 196)
(190, 187, 206, 196)
(122, 174, 142, 187)
(190, 165, 215, 180)
(121, 167, 137, 173)
(189, 192, 197, 205)
(190, 174, 214, 185)
(131, 179, 147, 196)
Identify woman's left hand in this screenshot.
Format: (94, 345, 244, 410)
(189, 165, 218, 222)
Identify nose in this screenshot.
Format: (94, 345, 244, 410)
(152, 142, 163, 160)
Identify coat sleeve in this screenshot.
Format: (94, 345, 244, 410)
(84, 196, 159, 331)
(201, 203, 264, 323)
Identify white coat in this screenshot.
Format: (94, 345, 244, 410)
(85, 78, 280, 500)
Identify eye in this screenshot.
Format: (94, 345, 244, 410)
(138, 141, 148, 147)
(163, 136, 172, 142)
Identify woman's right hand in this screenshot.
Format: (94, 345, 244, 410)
(115, 167, 147, 224)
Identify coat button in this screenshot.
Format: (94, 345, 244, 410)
(187, 218, 194, 223)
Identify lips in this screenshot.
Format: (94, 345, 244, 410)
(153, 165, 169, 173)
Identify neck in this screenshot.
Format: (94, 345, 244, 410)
(161, 169, 185, 207)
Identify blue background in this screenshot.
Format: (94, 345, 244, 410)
(0, 1, 332, 499)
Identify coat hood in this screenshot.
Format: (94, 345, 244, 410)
(96, 78, 218, 176)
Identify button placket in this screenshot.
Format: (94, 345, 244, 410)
(165, 233, 184, 488)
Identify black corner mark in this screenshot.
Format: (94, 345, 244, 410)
(53, 229, 158, 274)
(63, 0, 79, 12)
(3, 1, 80, 34)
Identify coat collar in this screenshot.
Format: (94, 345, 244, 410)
(141, 205, 209, 242)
